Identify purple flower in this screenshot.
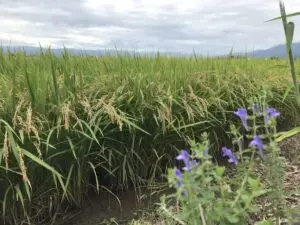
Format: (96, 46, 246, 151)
(183, 159, 198, 171)
(221, 147, 238, 165)
(176, 150, 190, 166)
(249, 135, 266, 160)
(234, 108, 248, 130)
(175, 167, 183, 187)
(175, 168, 188, 196)
(265, 107, 280, 124)
(176, 150, 197, 171)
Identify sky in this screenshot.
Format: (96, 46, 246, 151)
(0, 0, 300, 55)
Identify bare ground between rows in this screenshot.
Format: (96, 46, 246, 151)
(249, 133, 300, 224)
(59, 184, 170, 225)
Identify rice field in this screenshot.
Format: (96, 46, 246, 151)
(0, 48, 300, 225)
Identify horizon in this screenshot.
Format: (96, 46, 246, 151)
(1, 0, 300, 56)
(1, 42, 300, 58)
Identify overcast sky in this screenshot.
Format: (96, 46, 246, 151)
(0, 0, 299, 55)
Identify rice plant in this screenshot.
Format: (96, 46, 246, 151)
(0, 46, 300, 224)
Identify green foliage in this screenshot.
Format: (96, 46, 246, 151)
(276, 126, 300, 142)
(162, 151, 265, 224)
(158, 103, 289, 225)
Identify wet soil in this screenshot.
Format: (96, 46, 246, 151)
(60, 185, 169, 225)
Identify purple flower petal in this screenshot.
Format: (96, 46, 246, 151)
(228, 156, 238, 165)
(265, 107, 280, 124)
(234, 108, 248, 130)
(249, 135, 266, 160)
(221, 147, 238, 165)
(175, 167, 183, 179)
(222, 147, 232, 157)
(175, 167, 183, 187)
(249, 136, 263, 149)
(183, 159, 198, 171)
(176, 150, 190, 167)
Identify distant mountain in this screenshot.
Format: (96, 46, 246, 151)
(1, 43, 300, 58)
(250, 42, 300, 58)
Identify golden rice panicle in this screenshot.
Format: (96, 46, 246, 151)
(62, 103, 70, 130)
(3, 131, 9, 169)
(18, 146, 30, 186)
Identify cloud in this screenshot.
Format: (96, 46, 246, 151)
(0, 0, 299, 55)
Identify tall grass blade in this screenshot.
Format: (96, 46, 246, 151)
(266, 11, 300, 22)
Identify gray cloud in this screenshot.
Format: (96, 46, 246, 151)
(0, 0, 299, 55)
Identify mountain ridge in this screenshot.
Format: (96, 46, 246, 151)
(249, 42, 300, 58)
(1, 42, 300, 58)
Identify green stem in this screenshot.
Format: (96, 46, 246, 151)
(280, 1, 300, 106)
(231, 151, 255, 207)
(287, 46, 300, 106)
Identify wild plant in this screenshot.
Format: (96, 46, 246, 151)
(159, 103, 289, 225)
